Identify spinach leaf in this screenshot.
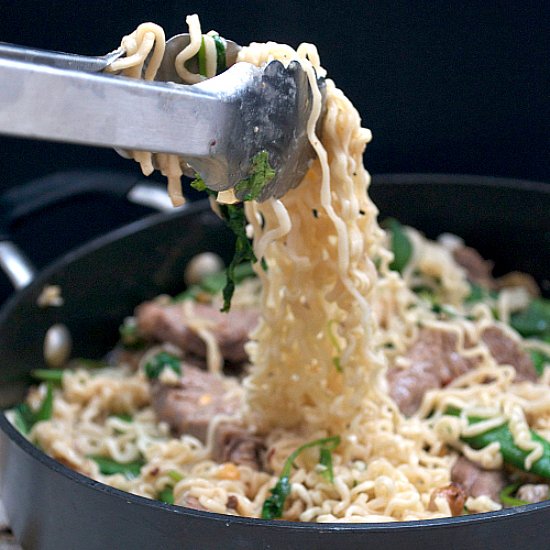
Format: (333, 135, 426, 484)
(530, 349, 550, 376)
(382, 218, 412, 274)
(144, 352, 181, 380)
(212, 34, 227, 73)
(234, 151, 276, 201)
(190, 150, 275, 311)
(158, 486, 175, 505)
(261, 435, 340, 519)
(119, 317, 146, 350)
(499, 483, 529, 507)
(31, 369, 64, 386)
(89, 455, 144, 479)
(511, 298, 550, 338)
(13, 382, 54, 434)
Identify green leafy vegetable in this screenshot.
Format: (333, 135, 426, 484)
(13, 382, 54, 434)
(234, 151, 276, 201)
(168, 470, 184, 482)
(190, 150, 275, 311)
(220, 205, 257, 312)
(499, 483, 529, 507)
(445, 408, 550, 478)
(158, 487, 175, 505)
(383, 218, 412, 274)
(89, 455, 144, 479)
(530, 349, 550, 376)
(198, 36, 207, 77)
(465, 282, 498, 304)
(511, 298, 550, 338)
(119, 317, 146, 350)
(144, 352, 182, 380)
(72, 358, 109, 369)
(111, 413, 132, 423)
(198, 34, 227, 78)
(261, 436, 340, 519)
(319, 447, 335, 482)
(327, 320, 343, 373)
(174, 262, 256, 302)
(31, 369, 64, 386)
(212, 34, 227, 73)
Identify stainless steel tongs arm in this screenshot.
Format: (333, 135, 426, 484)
(0, 41, 125, 72)
(0, 40, 319, 201)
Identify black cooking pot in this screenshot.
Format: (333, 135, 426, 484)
(0, 174, 548, 550)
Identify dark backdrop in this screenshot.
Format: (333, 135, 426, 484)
(0, 0, 548, 189)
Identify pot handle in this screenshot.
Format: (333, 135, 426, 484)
(0, 170, 174, 289)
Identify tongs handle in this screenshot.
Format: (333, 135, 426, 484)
(0, 41, 123, 72)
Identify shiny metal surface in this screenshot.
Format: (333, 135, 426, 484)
(0, 37, 320, 201)
(0, 42, 124, 72)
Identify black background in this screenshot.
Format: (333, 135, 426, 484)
(0, 0, 548, 188)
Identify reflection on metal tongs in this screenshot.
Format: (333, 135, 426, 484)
(0, 34, 324, 201)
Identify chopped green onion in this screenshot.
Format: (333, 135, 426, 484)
(144, 352, 181, 380)
(72, 358, 109, 369)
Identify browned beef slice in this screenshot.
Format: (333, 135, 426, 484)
(481, 326, 536, 382)
(212, 422, 265, 470)
(181, 495, 208, 511)
(516, 484, 549, 503)
(150, 364, 240, 442)
(136, 301, 259, 363)
(451, 456, 506, 502)
(387, 329, 475, 415)
(428, 482, 466, 516)
(452, 245, 495, 288)
(389, 325, 536, 415)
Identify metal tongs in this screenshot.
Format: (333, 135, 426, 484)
(0, 35, 322, 201)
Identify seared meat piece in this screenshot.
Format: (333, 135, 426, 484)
(453, 245, 495, 289)
(516, 484, 549, 503)
(181, 495, 208, 511)
(389, 326, 535, 415)
(451, 456, 506, 502)
(481, 326, 536, 382)
(428, 482, 466, 516)
(150, 363, 240, 442)
(212, 423, 265, 470)
(388, 329, 475, 415)
(136, 301, 259, 364)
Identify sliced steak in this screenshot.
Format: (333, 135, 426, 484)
(150, 363, 240, 442)
(136, 301, 259, 364)
(481, 326, 536, 382)
(212, 422, 265, 470)
(389, 326, 535, 415)
(451, 456, 506, 502)
(428, 482, 466, 516)
(181, 495, 208, 511)
(453, 245, 495, 289)
(516, 483, 549, 503)
(388, 329, 475, 415)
